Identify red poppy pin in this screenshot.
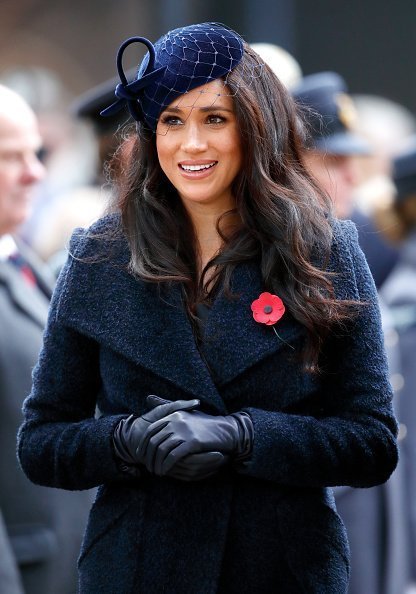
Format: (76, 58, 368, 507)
(251, 292, 285, 325)
(251, 292, 294, 349)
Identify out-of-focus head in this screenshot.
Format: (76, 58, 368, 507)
(71, 68, 137, 136)
(249, 42, 302, 89)
(338, 95, 416, 248)
(292, 71, 369, 157)
(291, 71, 370, 219)
(350, 94, 416, 214)
(353, 94, 416, 172)
(1, 67, 98, 195)
(376, 138, 416, 241)
(70, 69, 137, 174)
(393, 138, 416, 205)
(0, 84, 45, 236)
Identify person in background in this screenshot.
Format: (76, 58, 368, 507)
(0, 83, 93, 594)
(350, 94, 416, 290)
(292, 71, 410, 594)
(29, 69, 132, 276)
(0, 67, 98, 255)
(292, 71, 369, 218)
(249, 42, 302, 89)
(381, 139, 416, 589)
(291, 72, 400, 290)
(17, 23, 397, 593)
(351, 94, 416, 218)
(70, 67, 136, 183)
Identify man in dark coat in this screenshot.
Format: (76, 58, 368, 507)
(0, 83, 93, 593)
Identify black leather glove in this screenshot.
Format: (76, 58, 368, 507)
(113, 396, 199, 474)
(137, 404, 253, 476)
(149, 399, 231, 481)
(165, 451, 229, 481)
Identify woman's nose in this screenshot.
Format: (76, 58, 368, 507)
(180, 122, 208, 153)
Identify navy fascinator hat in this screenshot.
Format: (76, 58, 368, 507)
(101, 22, 244, 131)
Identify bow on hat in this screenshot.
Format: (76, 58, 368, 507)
(100, 36, 166, 124)
(100, 22, 245, 131)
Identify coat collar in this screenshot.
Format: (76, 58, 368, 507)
(130, 262, 302, 411)
(200, 261, 302, 386)
(62, 253, 303, 414)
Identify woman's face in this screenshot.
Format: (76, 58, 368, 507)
(156, 79, 242, 213)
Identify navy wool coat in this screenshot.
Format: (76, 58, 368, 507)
(17, 215, 398, 594)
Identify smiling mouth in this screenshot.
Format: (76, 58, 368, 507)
(179, 161, 217, 172)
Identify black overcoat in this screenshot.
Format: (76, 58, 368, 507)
(17, 215, 398, 594)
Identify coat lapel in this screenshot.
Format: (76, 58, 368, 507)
(123, 282, 228, 413)
(61, 254, 303, 413)
(201, 262, 303, 386)
(61, 256, 227, 413)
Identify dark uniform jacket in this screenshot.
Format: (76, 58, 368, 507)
(17, 215, 398, 594)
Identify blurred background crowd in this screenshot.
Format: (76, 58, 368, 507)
(1, 1, 416, 593)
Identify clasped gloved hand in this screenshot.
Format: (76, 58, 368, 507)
(113, 396, 199, 474)
(137, 398, 253, 477)
(113, 396, 229, 480)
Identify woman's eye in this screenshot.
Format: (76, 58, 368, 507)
(207, 115, 225, 125)
(161, 116, 183, 127)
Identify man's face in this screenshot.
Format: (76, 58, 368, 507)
(303, 151, 361, 219)
(0, 105, 45, 235)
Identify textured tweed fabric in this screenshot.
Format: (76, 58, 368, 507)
(17, 214, 398, 593)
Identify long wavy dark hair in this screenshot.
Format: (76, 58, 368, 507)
(108, 43, 357, 371)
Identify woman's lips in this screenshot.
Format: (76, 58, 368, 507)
(178, 161, 218, 177)
(179, 160, 217, 170)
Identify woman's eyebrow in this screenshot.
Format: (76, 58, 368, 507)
(199, 106, 234, 113)
(162, 105, 234, 114)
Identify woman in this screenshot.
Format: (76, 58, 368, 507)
(17, 23, 398, 593)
